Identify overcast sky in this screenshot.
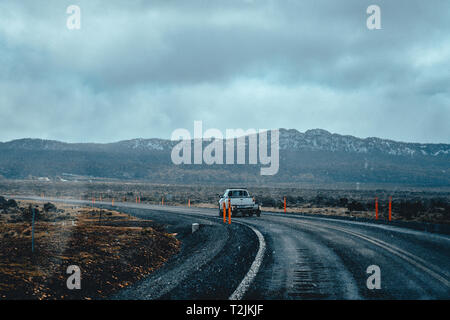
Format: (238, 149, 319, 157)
(0, 0, 449, 143)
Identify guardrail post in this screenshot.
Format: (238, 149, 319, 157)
(31, 208, 36, 253)
(192, 223, 200, 233)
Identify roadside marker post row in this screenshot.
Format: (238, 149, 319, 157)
(282, 195, 391, 221)
(374, 196, 392, 221)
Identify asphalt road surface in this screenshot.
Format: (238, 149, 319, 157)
(13, 197, 450, 300)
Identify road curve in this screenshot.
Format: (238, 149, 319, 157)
(10, 196, 450, 300)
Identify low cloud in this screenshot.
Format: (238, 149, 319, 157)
(0, 0, 449, 143)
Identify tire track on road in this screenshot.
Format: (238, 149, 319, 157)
(299, 220, 450, 288)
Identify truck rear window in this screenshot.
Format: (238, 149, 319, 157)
(228, 190, 249, 197)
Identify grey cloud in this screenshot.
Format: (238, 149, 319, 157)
(0, 0, 449, 143)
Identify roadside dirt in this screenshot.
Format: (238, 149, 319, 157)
(0, 200, 180, 299)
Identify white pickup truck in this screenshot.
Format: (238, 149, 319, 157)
(218, 188, 261, 217)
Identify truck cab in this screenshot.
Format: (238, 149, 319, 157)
(219, 188, 261, 217)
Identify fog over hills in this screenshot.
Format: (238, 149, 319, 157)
(0, 129, 448, 187)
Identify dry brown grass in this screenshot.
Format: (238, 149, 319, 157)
(0, 201, 180, 299)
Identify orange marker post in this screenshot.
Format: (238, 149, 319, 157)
(389, 196, 392, 221)
(162, 197, 164, 206)
(223, 202, 226, 223)
(112, 198, 114, 206)
(188, 199, 191, 208)
(284, 197, 287, 213)
(375, 197, 378, 220)
(228, 199, 231, 224)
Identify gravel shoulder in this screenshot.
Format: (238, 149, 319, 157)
(108, 206, 258, 300)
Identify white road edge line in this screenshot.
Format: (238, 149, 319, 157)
(229, 224, 266, 300)
(15, 196, 269, 298)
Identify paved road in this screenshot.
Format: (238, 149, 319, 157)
(13, 197, 450, 299)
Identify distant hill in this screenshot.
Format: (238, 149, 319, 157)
(0, 129, 448, 187)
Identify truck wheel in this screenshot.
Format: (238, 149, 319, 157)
(256, 210, 261, 217)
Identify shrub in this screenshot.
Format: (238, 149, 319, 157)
(347, 200, 365, 211)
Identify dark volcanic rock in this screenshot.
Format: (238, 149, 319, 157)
(5, 199, 17, 208)
(44, 202, 57, 212)
(0, 197, 17, 210)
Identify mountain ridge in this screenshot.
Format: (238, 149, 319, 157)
(0, 129, 448, 186)
(1, 128, 449, 158)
